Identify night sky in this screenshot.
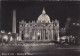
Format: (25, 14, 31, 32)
(1, 1, 80, 33)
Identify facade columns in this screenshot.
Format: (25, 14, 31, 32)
(35, 29, 38, 40)
(19, 30, 22, 41)
(29, 29, 30, 40)
(43, 29, 44, 40)
(41, 29, 42, 40)
(57, 30, 60, 42)
(52, 30, 53, 40)
(42, 29, 44, 40)
(33, 29, 36, 40)
(43, 29, 45, 40)
(48, 30, 50, 40)
(41, 29, 45, 40)
(29, 29, 31, 40)
(40, 29, 41, 40)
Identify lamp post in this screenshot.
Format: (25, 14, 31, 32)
(3, 35, 8, 45)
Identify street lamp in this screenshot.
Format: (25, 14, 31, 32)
(37, 32, 41, 36)
(3, 35, 8, 42)
(10, 36, 13, 41)
(2, 35, 8, 45)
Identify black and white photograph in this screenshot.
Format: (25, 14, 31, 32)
(0, 0, 80, 56)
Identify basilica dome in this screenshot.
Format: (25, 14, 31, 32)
(37, 8, 51, 23)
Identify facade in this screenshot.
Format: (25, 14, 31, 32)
(19, 8, 59, 42)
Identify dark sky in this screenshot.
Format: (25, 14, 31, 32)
(1, 1, 80, 33)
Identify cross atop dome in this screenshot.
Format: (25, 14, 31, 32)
(42, 7, 46, 14)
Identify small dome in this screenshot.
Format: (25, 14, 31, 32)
(37, 8, 51, 23)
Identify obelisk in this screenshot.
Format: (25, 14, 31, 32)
(12, 10, 16, 33)
(12, 10, 16, 39)
(0, 1, 1, 31)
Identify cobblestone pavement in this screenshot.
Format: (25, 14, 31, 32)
(0, 44, 80, 56)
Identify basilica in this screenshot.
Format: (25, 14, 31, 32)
(19, 8, 59, 42)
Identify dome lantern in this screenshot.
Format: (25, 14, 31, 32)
(42, 7, 46, 14)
